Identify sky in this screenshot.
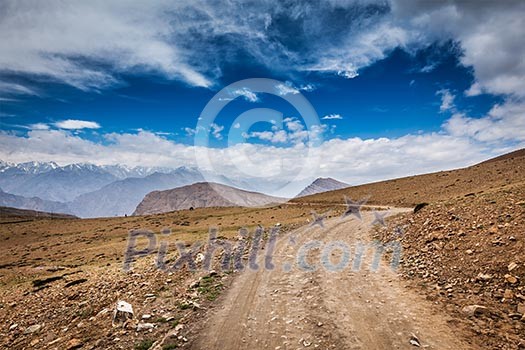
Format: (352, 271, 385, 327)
(0, 0, 524, 195)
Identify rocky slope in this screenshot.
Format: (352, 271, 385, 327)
(134, 182, 285, 215)
(375, 182, 525, 349)
(296, 177, 349, 197)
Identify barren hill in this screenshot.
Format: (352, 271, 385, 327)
(296, 177, 349, 197)
(294, 149, 525, 206)
(133, 182, 285, 215)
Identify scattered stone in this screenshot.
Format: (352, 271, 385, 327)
(409, 334, 421, 347)
(508, 262, 518, 272)
(505, 274, 519, 284)
(509, 313, 522, 320)
(476, 273, 493, 281)
(462, 305, 489, 317)
(137, 322, 155, 331)
(466, 249, 473, 255)
(24, 324, 41, 334)
(518, 303, 525, 314)
(504, 289, 514, 299)
(142, 314, 152, 320)
(301, 339, 312, 347)
(66, 338, 83, 350)
(112, 300, 133, 327)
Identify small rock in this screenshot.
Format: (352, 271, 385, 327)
(466, 249, 473, 255)
(509, 313, 522, 320)
(508, 262, 518, 272)
(9, 324, 18, 331)
(24, 324, 41, 334)
(409, 334, 421, 347)
(462, 305, 488, 317)
(66, 338, 83, 350)
(476, 273, 493, 281)
(137, 322, 155, 331)
(504, 289, 514, 299)
(518, 303, 525, 314)
(112, 300, 134, 327)
(505, 274, 519, 284)
(142, 314, 152, 320)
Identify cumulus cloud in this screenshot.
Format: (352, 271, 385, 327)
(210, 123, 224, 140)
(230, 88, 259, 102)
(322, 114, 343, 120)
(275, 81, 315, 96)
(443, 100, 525, 143)
(0, 125, 508, 197)
(54, 119, 101, 130)
(392, 0, 525, 98)
(437, 89, 455, 113)
(29, 123, 50, 130)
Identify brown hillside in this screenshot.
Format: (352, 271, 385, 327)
(133, 182, 284, 216)
(294, 149, 525, 207)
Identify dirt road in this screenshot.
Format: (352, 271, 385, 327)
(190, 209, 476, 349)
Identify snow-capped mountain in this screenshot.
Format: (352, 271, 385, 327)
(0, 160, 298, 217)
(0, 161, 59, 174)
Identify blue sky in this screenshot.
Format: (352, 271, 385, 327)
(0, 1, 524, 194)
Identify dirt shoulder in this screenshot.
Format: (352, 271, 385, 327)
(375, 182, 525, 349)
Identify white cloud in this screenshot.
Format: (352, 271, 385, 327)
(392, 0, 525, 98)
(210, 123, 224, 140)
(54, 119, 101, 130)
(1, 0, 524, 101)
(0, 125, 511, 197)
(233, 122, 241, 129)
(0, 81, 39, 96)
(437, 89, 455, 112)
(230, 88, 259, 102)
(322, 114, 343, 120)
(275, 81, 315, 96)
(0, 1, 211, 90)
(443, 100, 525, 143)
(29, 123, 50, 130)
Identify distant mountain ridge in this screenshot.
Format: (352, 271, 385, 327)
(0, 188, 72, 214)
(69, 167, 207, 217)
(134, 182, 285, 216)
(296, 177, 349, 197)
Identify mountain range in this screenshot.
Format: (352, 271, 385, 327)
(0, 161, 340, 218)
